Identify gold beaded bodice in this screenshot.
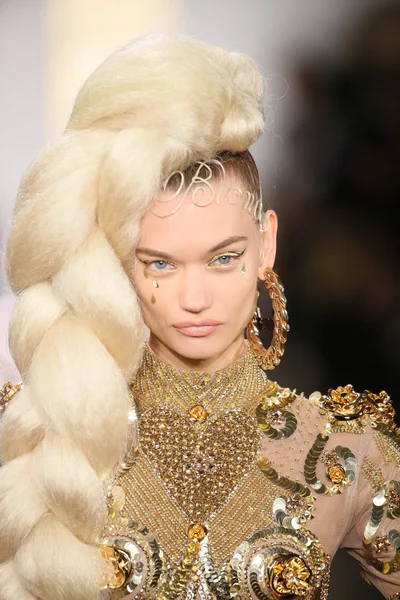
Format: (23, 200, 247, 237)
(1, 351, 400, 598)
(106, 345, 275, 562)
(97, 351, 400, 599)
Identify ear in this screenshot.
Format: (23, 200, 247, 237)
(258, 210, 278, 279)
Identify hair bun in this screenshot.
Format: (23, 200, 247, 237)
(67, 34, 265, 155)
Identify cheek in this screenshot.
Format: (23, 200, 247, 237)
(132, 271, 155, 314)
(132, 269, 175, 327)
(133, 262, 257, 327)
(216, 268, 258, 320)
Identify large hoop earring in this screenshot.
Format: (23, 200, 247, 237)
(246, 267, 289, 370)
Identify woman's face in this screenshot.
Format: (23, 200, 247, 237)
(132, 173, 277, 370)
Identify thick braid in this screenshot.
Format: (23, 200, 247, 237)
(0, 34, 265, 599)
(0, 135, 130, 598)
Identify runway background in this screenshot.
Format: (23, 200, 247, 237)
(1, 1, 399, 597)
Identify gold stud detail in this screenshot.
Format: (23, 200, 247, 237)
(187, 523, 207, 540)
(189, 405, 208, 423)
(268, 554, 311, 596)
(100, 546, 132, 589)
(327, 464, 345, 484)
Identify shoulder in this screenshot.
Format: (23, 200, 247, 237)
(253, 380, 396, 432)
(315, 384, 395, 427)
(311, 384, 398, 444)
(308, 384, 400, 479)
(254, 381, 399, 486)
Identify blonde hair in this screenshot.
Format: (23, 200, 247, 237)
(0, 34, 265, 599)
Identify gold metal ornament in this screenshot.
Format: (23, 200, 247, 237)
(320, 384, 395, 423)
(268, 554, 312, 596)
(0, 382, 22, 418)
(189, 405, 208, 423)
(246, 268, 289, 370)
(187, 523, 207, 540)
(100, 545, 132, 589)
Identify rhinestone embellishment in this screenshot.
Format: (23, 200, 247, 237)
(139, 407, 261, 521)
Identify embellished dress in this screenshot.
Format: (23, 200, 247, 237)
(2, 345, 400, 599)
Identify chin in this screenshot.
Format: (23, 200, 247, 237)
(172, 335, 228, 361)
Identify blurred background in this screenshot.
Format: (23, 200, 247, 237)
(0, 1, 398, 597)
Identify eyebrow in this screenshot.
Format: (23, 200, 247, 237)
(136, 235, 248, 260)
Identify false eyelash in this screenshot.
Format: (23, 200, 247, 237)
(208, 249, 246, 268)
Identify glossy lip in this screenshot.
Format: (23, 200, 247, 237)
(172, 320, 222, 337)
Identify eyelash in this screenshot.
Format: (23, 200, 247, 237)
(208, 250, 245, 269)
(140, 250, 245, 273)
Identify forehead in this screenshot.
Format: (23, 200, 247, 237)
(139, 175, 256, 249)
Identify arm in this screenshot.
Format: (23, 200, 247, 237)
(341, 420, 400, 598)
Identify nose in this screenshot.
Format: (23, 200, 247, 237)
(179, 267, 212, 314)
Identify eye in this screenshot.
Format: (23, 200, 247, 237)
(209, 250, 244, 268)
(149, 260, 173, 271)
(215, 255, 234, 265)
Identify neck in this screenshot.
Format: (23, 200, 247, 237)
(131, 339, 269, 416)
(148, 333, 247, 373)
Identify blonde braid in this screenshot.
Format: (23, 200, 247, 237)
(0, 34, 265, 599)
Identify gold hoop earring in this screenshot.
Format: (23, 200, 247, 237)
(246, 267, 289, 370)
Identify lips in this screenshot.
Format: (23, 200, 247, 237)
(172, 320, 222, 337)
